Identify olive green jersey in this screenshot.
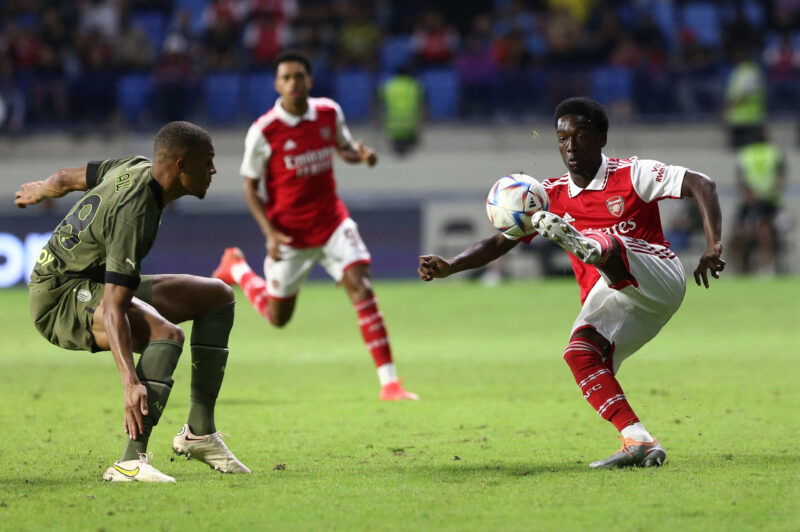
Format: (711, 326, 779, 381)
(31, 156, 165, 290)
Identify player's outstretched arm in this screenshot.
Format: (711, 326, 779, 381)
(337, 141, 377, 167)
(418, 234, 518, 281)
(681, 170, 725, 288)
(14, 166, 88, 208)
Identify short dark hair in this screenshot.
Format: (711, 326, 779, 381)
(553, 97, 609, 134)
(274, 50, 312, 75)
(154, 121, 211, 159)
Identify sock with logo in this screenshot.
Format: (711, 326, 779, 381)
(562, 335, 639, 431)
(231, 261, 274, 323)
(353, 297, 394, 381)
(120, 339, 183, 461)
(186, 301, 234, 435)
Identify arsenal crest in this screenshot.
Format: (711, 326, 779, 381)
(606, 196, 624, 217)
(320, 127, 331, 140)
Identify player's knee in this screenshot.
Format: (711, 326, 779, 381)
(269, 314, 291, 328)
(209, 277, 235, 304)
(154, 322, 185, 345)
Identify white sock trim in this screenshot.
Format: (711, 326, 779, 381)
(621, 422, 655, 443)
(231, 262, 251, 285)
(377, 363, 398, 386)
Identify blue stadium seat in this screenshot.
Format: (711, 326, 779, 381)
(117, 74, 153, 125)
(380, 35, 412, 74)
(591, 67, 633, 107)
(334, 70, 374, 121)
(420, 68, 459, 119)
(204, 73, 242, 124)
(681, 2, 721, 47)
(130, 10, 168, 50)
(246, 72, 276, 120)
(642, 0, 677, 45)
(173, 0, 209, 36)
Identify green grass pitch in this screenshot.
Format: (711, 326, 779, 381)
(1, 276, 798, 530)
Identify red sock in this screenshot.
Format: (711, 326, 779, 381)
(563, 336, 638, 431)
(581, 229, 617, 265)
(239, 271, 273, 323)
(354, 297, 393, 367)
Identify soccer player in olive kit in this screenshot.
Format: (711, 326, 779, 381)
(212, 51, 418, 400)
(419, 97, 725, 468)
(16, 121, 250, 481)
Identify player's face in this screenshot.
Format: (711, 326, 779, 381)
(179, 141, 216, 199)
(275, 61, 312, 104)
(556, 114, 606, 179)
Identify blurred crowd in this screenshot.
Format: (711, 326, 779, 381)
(1, 0, 799, 133)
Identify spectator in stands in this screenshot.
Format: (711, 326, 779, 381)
(675, 35, 721, 118)
(410, 8, 459, 67)
(492, 30, 534, 118)
(71, 30, 117, 133)
(243, 0, 296, 69)
(29, 43, 69, 126)
(336, 1, 381, 70)
(456, 26, 496, 118)
(154, 18, 200, 123)
(203, 10, 241, 71)
(762, 31, 800, 113)
(728, 126, 786, 275)
(724, 44, 766, 149)
(380, 63, 423, 156)
(115, 14, 156, 71)
(0, 57, 26, 135)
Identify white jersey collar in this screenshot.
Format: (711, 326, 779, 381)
(273, 97, 317, 126)
(568, 154, 610, 197)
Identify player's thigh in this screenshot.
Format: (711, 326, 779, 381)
(29, 276, 104, 352)
(572, 275, 680, 373)
(91, 295, 183, 353)
(264, 245, 319, 298)
(319, 218, 371, 283)
(143, 274, 234, 325)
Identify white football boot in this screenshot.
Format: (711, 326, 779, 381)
(102, 453, 176, 482)
(531, 211, 603, 264)
(172, 424, 251, 474)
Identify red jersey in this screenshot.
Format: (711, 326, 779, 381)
(240, 97, 355, 248)
(522, 155, 686, 302)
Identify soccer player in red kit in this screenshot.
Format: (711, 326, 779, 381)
(213, 51, 417, 401)
(418, 97, 725, 468)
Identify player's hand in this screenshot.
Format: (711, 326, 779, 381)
(418, 255, 452, 281)
(123, 382, 148, 440)
(356, 141, 378, 167)
(694, 242, 725, 288)
(267, 230, 293, 261)
(14, 180, 52, 208)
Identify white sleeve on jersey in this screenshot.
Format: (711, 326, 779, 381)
(240, 123, 272, 179)
(630, 158, 686, 203)
(331, 100, 356, 149)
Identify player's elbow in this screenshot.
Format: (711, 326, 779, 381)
(683, 171, 716, 198)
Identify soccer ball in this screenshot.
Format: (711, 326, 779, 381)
(485, 173, 550, 238)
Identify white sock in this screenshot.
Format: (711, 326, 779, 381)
(621, 422, 655, 443)
(376, 363, 398, 386)
(230, 261, 251, 285)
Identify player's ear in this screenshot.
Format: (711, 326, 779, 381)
(307, 74, 313, 91)
(600, 133, 607, 148)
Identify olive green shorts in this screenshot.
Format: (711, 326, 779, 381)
(29, 274, 155, 352)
